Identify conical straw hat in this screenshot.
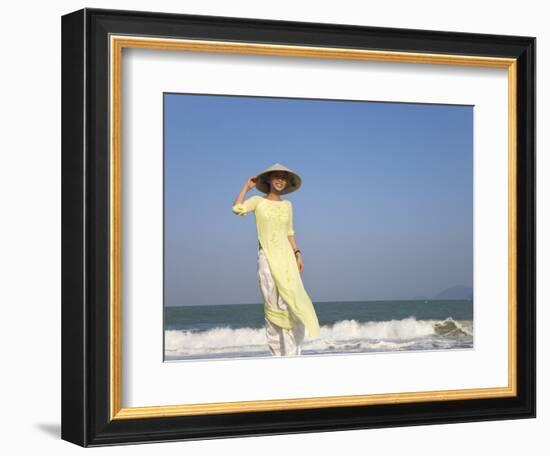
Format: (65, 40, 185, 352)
(255, 163, 302, 195)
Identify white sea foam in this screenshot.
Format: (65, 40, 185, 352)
(165, 317, 472, 358)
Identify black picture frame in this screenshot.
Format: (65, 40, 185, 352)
(61, 7, 536, 447)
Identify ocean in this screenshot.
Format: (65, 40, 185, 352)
(164, 299, 473, 361)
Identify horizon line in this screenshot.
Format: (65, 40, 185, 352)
(165, 297, 474, 307)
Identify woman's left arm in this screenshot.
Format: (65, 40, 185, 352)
(288, 235, 304, 272)
(287, 202, 304, 272)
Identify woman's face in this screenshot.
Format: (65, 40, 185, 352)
(268, 171, 288, 193)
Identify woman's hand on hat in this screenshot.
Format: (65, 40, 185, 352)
(245, 176, 257, 191)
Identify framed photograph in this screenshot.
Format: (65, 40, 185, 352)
(61, 7, 536, 447)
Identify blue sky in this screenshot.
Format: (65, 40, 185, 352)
(164, 93, 473, 306)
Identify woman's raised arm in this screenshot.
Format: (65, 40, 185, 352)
(232, 176, 259, 216)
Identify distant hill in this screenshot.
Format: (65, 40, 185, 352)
(432, 285, 473, 300)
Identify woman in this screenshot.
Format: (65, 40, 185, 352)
(232, 163, 321, 356)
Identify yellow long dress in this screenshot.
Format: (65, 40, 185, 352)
(232, 195, 321, 338)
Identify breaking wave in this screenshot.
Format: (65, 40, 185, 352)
(165, 317, 472, 359)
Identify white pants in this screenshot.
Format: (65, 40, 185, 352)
(257, 248, 306, 356)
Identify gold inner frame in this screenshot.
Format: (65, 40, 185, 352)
(109, 35, 518, 420)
